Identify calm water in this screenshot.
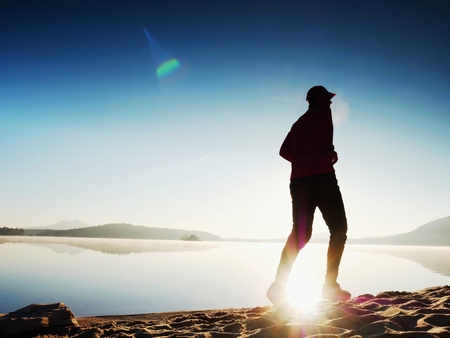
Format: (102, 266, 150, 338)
(1, 236, 450, 316)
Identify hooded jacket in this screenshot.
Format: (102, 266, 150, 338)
(279, 103, 335, 178)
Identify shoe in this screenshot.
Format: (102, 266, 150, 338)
(266, 282, 290, 309)
(322, 283, 351, 301)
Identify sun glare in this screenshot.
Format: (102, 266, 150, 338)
(286, 272, 323, 312)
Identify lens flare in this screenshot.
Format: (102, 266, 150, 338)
(156, 58, 181, 78)
(143, 27, 187, 83)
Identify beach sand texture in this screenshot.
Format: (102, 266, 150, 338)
(3, 285, 450, 337)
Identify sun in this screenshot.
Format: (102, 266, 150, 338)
(286, 273, 323, 312)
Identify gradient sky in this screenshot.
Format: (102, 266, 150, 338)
(1, 0, 449, 239)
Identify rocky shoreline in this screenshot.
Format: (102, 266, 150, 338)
(2, 285, 450, 337)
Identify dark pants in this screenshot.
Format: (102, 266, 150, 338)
(275, 172, 347, 285)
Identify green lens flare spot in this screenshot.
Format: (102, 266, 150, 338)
(157, 59, 181, 78)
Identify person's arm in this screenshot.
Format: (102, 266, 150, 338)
(279, 131, 292, 162)
(315, 107, 338, 164)
(327, 146, 338, 164)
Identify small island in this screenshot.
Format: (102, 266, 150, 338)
(180, 234, 201, 241)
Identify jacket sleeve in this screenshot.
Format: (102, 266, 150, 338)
(279, 131, 292, 162)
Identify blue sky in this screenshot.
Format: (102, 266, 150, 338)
(1, 0, 449, 239)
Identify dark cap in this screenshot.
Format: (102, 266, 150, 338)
(306, 86, 336, 103)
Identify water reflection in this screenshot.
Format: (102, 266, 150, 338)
(1, 237, 450, 316)
(2, 236, 450, 278)
(351, 245, 450, 278)
(0, 236, 219, 255)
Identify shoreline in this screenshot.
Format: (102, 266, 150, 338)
(2, 285, 450, 337)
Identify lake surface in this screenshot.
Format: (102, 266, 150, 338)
(1, 236, 450, 317)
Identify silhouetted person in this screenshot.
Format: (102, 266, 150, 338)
(267, 85, 350, 308)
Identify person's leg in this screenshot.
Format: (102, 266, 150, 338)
(316, 173, 349, 300)
(275, 177, 315, 283)
(267, 177, 315, 306)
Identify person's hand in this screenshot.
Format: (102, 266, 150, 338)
(327, 150, 338, 164)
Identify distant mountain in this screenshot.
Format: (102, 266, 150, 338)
(30, 220, 91, 230)
(36, 223, 222, 241)
(349, 216, 450, 246)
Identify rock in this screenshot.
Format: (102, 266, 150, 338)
(0, 302, 78, 337)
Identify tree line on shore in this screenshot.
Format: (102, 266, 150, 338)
(0, 223, 219, 241)
(0, 227, 25, 235)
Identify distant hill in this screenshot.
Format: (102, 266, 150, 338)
(36, 223, 222, 241)
(349, 216, 450, 246)
(11, 215, 450, 245)
(30, 220, 91, 230)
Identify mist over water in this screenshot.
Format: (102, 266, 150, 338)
(1, 236, 449, 317)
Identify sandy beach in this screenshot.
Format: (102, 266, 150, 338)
(2, 285, 450, 337)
